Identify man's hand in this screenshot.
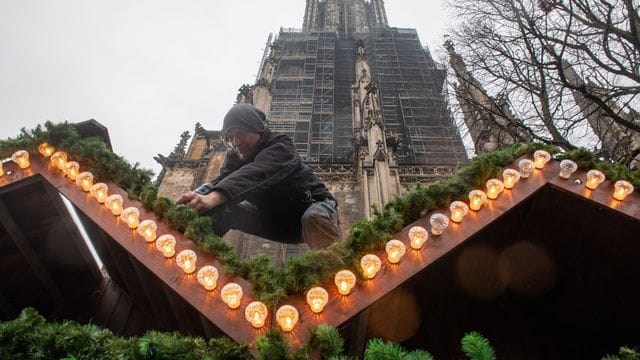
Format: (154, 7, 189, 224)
(176, 191, 227, 213)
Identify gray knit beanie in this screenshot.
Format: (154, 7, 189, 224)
(222, 104, 266, 138)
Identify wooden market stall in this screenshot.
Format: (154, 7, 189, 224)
(1, 142, 639, 358)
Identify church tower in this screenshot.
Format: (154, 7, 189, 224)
(560, 61, 640, 169)
(445, 40, 531, 153)
(157, 0, 468, 235)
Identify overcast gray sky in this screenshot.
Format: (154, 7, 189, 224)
(0, 1, 451, 177)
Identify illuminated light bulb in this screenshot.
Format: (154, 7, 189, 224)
(430, 213, 449, 236)
(276, 305, 299, 332)
(197, 265, 219, 291)
(120, 207, 140, 229)
(62, 161, 80, 180)
(408, 225, 429, 250)
(360, 254, 382, 280)
(75, 172, 94, 191)
(613, 180, 634, 201)
(558, 159, 578, 179)
(50, 151, 68, 170)
(585, 169, 605, 190)
(533, 150, 551, 169)
(11, 150, 30, 169)
(104, 194, 123, 216)
(385, 239, 406, 264)
(449, 201, 469, 223)
(502, 168, 520, 189)
(137, 220, 157, 242)
(486, 179, 504, 200)
(221, 283, 243, 309)
(156, 234, 176, 258)
(90, 183, 109, 203)
(518, 159, 535, 178)
(176, 249, 197, 274)
(334, 270, 356, 295)
(468, 190, 488, 211)
(306, 287, 329, 313)
(245, 301, 268, 329)
(38, 142, 55, 157)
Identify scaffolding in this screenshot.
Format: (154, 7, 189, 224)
(268, 29, 355, 164)
(366, 27, 467, 165)
(266, 3, 466, 167)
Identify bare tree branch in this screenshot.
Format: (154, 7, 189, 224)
(445, 0, 640, 168)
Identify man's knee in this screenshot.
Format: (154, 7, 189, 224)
(301, 207, 328, 225)
(301, 200, 341, 249)
(301, 201, 336, 229)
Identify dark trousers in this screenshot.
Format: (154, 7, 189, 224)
(206, 198, 341, 249)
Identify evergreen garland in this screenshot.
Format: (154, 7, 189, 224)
(0, 308, 482, 359)
(3, 308, 637, 359)
(1, 123, 638, 305)
(0, 308, 250, 360)
(557, 148, 640, 189)
(0, 122, 154, 194)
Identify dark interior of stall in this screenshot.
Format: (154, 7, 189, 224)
(388, 184, 640, 359)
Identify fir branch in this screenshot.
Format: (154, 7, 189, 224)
(208, 337, 252, 360)
(234, 255, 289, 305)
(602, 346, 640, 360)
(307, 324, 345, 359)
(256, 330, 291, 360)
(184, 216, 214, 243)
(461, 331, 496, 360)
(364, 338, 407, 360)
(405, 349, 435, 360)
(284, 248, 345, 294)
(165, 205, 198, 232)
(136, 185, 159, 210)
(198, 234, 237, 263)
(153, 197, 175, 220)
(137, 330, 210, 360)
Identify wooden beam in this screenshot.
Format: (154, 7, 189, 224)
(42, 180, 103, 282)
(350, 309, 370, 357)
(0, 198, 61, 300)
(0, 175, 41, 196)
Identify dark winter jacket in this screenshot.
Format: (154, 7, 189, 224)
(195, 129, 333, 236)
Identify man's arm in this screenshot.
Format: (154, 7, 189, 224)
(177, 149, 239, 212)
(176, 190, 228, 213)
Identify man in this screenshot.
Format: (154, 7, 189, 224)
(177, 104, 341, 249)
